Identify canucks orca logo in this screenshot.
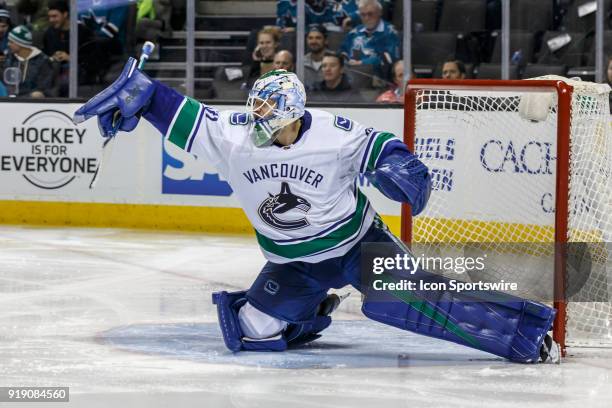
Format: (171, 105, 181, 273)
(258, 182, 311, 230)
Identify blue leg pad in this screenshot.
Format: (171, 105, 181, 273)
(362, 269, 556, 363)
(212, 291, 331, 352)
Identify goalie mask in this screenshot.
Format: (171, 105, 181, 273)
(246, 69, 306, 147)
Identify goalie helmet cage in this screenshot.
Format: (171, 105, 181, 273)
(402, 78, 612, 356)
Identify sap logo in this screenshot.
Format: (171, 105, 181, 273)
(415, 137, 455, 161)
(162, 140, 232, 196)
(480, 140, 555, 174)
(430, 168, 453, 192)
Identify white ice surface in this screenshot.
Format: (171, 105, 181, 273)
(0, 226, 611, 408)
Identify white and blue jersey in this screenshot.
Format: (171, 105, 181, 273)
(144, 83, 425, 264)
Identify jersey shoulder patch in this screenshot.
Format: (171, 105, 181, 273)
(229, 112, 249, 126)
(205, 106, 219, 121)
(334, 115, 353, 132)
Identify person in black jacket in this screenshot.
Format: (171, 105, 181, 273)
(43, 0, 93, 61)
(309, 52, 363, 102)
(42, 0, 95, 95)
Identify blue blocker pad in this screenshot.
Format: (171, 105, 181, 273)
(73, 58, 156, 137)
(360, 241, 556, 363)
(212, 291, 331, 352)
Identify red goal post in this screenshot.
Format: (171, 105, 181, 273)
(401, 78, 611, 356)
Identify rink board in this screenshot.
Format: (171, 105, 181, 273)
(0, 100, 564, 238)
(0, 101, 403, 233)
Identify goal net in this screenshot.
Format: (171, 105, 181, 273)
(402, 77, 612, 353)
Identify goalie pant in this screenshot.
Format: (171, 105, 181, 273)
(214, 221, 555, 363)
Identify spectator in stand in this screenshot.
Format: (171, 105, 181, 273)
(304, 25, 330, 71)
(247, 26, 281, 81)
(17, 0, 49, 35)
(441, 59, 466, 80)
(276, 0, 392, 32)
(79, 4, 130, 56)
(303, 24, 332, 88)
(376, 59, 403, 103)
(135, 0, 173, 60)
(334, 0, 395, 31)
(309, 51, 363, 102)
(2, 25, 53, 98)
(273, 50, 294, 72)
(276, 0, 336, 31)
(340, 0, 399, 78)
(331, 0, 360, 31)
(43, 0, 94, 95)
(44, 0, 94, 63)
(0, 7, 11, 65)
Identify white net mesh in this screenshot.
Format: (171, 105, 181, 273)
(406, 78, 612, 347)
(564, 78, 612, 346)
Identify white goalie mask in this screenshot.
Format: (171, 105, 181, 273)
(246, 70, 306, 147)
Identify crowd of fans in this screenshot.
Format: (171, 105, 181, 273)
(0, 0, 611, 105)
(0, 0, 171, 98)
(270, 0, 612, 103)
(233, 0, 402, 102)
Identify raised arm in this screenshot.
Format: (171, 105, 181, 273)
(73, 57, 221, 155)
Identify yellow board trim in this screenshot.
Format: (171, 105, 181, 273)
(381, 214, 401, 236)
(0, 201, 601, 248)
(0, 200, 403, 237)
(0, 200, 253, 234)
(412, 216, 604, 244)
(413, 217, 556, 243)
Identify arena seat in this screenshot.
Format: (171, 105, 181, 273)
(412, 31, 458, 75)
(473, 63, 519, 79)
(490, 31, 535, 64)
(393, 0, 438, 32)
(510, 0, 553, 32)
(522, 63, 567, 78)
(439, 0, 487, 32)
(562, 0, 611, 32)
(537, 31, 591, 68)
(345, 64, 376, 89)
